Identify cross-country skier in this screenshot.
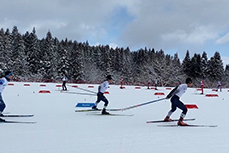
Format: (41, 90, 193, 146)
(120, 77, 124, 89)
(0, 71, 13, 119)
(216, 81, 222, 92)
(200, 80, 204, 94)
(154, 79, 158, 90)
(92, 75, 113, 114)
(164, 78, 192, 126)
(62, 76, 67, 91)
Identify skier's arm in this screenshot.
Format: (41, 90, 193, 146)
(166, 86, 178, 99)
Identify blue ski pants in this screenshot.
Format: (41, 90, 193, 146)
(96, 92, 109, 106)
(170, 95, 187, 115)
(0, 93, 6, 113)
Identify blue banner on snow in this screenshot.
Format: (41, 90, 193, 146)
(75, 103, 95, 107)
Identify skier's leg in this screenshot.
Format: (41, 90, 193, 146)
(164, 96, 177, 121)
(0, 94, 6, 114)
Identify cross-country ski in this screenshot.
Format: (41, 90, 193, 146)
(158, 124, 217, 127)
(146, 118, 195, 123)
(75, 108, 121, 112)
(0, 119, 36, 124)
(86, 113, 134, 116)
(0, 114, 34, 117)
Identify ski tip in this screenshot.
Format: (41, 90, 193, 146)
(1, 114, 34, 117)
(0, 120, 36, 124)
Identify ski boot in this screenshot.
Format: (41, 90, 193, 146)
(102, 108, 109, 115)
(164, 116, 172, 122)
(92, 105, 99, 110)
(0, 118, 5, 122)
(177, 117, 188, 126)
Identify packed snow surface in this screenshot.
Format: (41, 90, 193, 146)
(1, 82, 229, 153)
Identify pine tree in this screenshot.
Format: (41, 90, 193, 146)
(182, 50, 192, 77)
(190, 53, 201, 78)
(121, 47, 133, 82)
(103, 45, 111, 75)
(57, 39, 70, 78)
(0, 28, 7, 70)
(39, 31, 58, 80)
(23, 28, 41, 78)
(11, 26, 28, 78)
(224, 65, 229, 86)
(208, 52, 224, 81)
(69, 41, 84, 81)
(200, 51, 209, 79)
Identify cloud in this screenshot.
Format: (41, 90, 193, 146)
(222, 56, 229, 67)
(1, 0, 229, 60)
(216, 32, 229, 44)
(120, 1, 229, 49)
(109, 43, 118, 49)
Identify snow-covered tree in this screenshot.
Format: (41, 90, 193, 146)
(208, 52, 224, 81)
(68, 41, 84, 81)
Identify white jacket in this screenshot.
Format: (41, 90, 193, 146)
(175, 84, 187, 98)
(99, 81, 109, 93)
(0, 77, 8, 93)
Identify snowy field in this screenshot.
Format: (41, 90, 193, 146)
(1, 82, 229, 153)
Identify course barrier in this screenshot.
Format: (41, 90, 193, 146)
(154, 92, 165, 95)
(39, 90, 51, 93)
(185, 104, 198, 109)
(205, 94, 218, 97)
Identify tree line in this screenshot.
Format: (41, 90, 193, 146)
(0, 26, 228, 88)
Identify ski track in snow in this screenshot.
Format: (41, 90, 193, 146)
(0, 82, 229, 153)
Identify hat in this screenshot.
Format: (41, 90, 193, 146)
(5, 70, 13, 77)
(106, 75, 112, 80)
(185, 78, 192, 84)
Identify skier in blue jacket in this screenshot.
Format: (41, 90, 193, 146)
(164, 78, 192, 126)
(0, 71, 13, 119)
(92, 75, 113, 114)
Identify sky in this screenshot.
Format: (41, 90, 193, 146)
(1, 0, 229, 66)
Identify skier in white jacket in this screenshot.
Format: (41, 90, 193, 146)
(92, 75, 113, 114)
(164, 78, 192, 126)
(0, 71, 13, 117)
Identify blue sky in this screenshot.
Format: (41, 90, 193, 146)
(1, 0, 229, 66)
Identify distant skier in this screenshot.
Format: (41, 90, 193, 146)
(164, 78, 192, 126)
(147, 79, 150, 89)
(0, 71, 13, 119)
(120, 77, 124, 89)
(154, 79, 158, 90)
(92, 75, 113, 114)
(62, 76, 68, 91)
(200, 80, 204, 94)
(216, 81, 222, 92)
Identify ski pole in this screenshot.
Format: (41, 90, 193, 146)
(68, 85, 97, 94)
(61, 91, 96, 96)
(120, 98, 166, 111)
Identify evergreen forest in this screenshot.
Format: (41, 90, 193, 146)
(0, 26, 229, 88)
